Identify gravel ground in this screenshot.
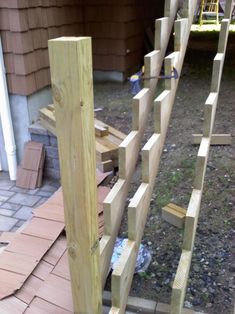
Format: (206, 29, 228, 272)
(94, 44, 234, 313)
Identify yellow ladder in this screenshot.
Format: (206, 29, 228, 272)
(199, 0, 219, 25)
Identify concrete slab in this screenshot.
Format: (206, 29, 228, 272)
(35, 190, 53, 198)
(1, 203, 21, 211)
(10, 186, 39, 195)
(0, 208, 14, 217)
(0, 215, 17, 232)
(14, 206, 33, 220)
(0, 190, 15, 202)
(8, 193, 41, 207)
(0, 179, 15, 191)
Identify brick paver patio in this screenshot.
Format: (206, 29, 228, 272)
(0, 171, 60, 234)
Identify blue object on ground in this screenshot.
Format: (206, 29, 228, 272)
(111, 237, 152, 273)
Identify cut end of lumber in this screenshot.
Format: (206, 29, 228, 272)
(162, 203, 186, 228)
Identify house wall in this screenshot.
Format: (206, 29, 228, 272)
(0, 0, 164, 172)
(0, 0, 164, 96)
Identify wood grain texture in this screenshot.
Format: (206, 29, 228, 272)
(48, 37, 102, 314)
(183, 189, 202, 251)
(171, 250, 192, 314)
(171, 1, 233, 311)
(192, 134, 232, 145)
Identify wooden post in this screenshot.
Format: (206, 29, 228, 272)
(48, 37, 102, 314)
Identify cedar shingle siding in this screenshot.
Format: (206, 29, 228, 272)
(0, 0, 163, 96)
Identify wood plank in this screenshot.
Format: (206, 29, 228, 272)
(203, 92, 218, 137)
(193, 137, 210, 190)
(48, 37, 102, 314)
(155, 17, 169, 50)
(36, 273, 73, 312)
(6, 234, 52, 259)
(33, 202, 64, 223)
(224, 0, 234, 19)
(142, 134, 161, 184)
(171, 2, 232, 312)
(16, 275, 43, 304)
(52, 251, 70, 281)
(174, 18, 188, 52)
(25, 296, 71, 314)
(144, 50, 161, 89)
(164, 0, 179, 18)
(0, 232, 16, 244)
(128, 183, 150, 241)
(119, 131, 139, 179)
(183, 189, 202, 251)
(21, 217, 64, 241)
(192, 133, 232, 145)
(0, 269, 25, 299)
(95, 123, 109, 137)
(170, 250, 192, 314)
(0, 296, 28, 314)
(111, 241, 136, 312)
(42, 235, 67, 266)
(98, 160, 114, 173)
(32, 260, 54, 281)
(0, 251, 38, 276)
(211, 53, 225, 92)
(162, 205, 186, 228)
(101, 0, 181, 296)
(218, 19, 231, 53)
(104, 179, 126, 236)
(132, 88, 151, 131)
(154, 90, 171, 134)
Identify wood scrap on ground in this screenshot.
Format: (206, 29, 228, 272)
(39, 104, 126, 172)
(192, 133, 232, 145)
(16, 141, 45, 189)
(162, 203, 187, 228)
(0, 170, 111, 302)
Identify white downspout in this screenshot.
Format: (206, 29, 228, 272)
(0, 37, 17, 180)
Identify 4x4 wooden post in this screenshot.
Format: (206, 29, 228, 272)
(48, 37, 102, 314)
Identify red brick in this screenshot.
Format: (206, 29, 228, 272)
(9, 9, 29, 32)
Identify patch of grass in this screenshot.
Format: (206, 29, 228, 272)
(155, 190, 172, 211)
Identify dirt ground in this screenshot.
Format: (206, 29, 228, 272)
(94, 34, 234, 314)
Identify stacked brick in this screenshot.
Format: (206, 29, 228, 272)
(0, 0, 83, 95)
(0, 0, 163, 96)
